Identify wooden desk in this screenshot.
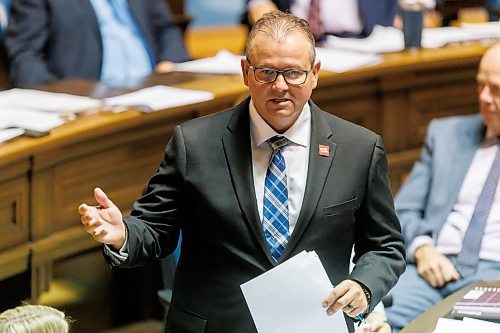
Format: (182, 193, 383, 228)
(0, 42, 492, 303)
(401, 280, 500, 333)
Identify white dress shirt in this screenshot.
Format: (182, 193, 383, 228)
(249, 100, 310, 234)
(408, 143, 500, 262)
(248, 0, 362, 35)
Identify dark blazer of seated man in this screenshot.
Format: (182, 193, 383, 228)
(5, 0, 189, 88)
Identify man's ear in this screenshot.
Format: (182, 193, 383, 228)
(241, 58, 250, 87)
(311, 59, 321, 89)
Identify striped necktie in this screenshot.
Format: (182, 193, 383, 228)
(262, 136, 290, 261)
(456, 144, 500, 277)
(308, 0, 324, 40)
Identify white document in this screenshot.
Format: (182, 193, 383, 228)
(102, 85, 215, 113)
(326, 25, 500, 54)
(432, 318, 467, 333)
(326, 25, 404, 54)
(462, 317, 500, 332)
(422, 26, 499, 48)
(461, 21, 500, 37)
(240, 251, 348, 333)
(316, 47, 382, 73)
(0, 107, 65, 133)
(175, 50, 242, 75)
(0, 88, 102, 115)
(432, 316, 500, 333)
(0, 128, 25, 143)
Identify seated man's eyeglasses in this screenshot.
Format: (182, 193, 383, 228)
(246, 59, 313, 85)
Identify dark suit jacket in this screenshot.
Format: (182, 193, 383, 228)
(5, 0, 189, 87)
(242, 0, 398, 37)
(115, 99, 405, 333)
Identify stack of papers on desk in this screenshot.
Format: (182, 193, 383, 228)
(0, 88, 99, 142)
(240, 251, 348, 333)
(422, 26, 500, 48)
(316, 47, 382, 73)
(0, 88, 101, 115)
(175, 50, 242, 75)
(326, 25, 404, 54)
(433, 317, 500, 333)
(326, 25, 500, 54)
(102, 85, 215, 112)
(0, 107, 65, 142)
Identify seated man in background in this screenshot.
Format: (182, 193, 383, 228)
(5, 0, 190, 88)
(243, 0, 399, 41)
(385, 43, 500, 332)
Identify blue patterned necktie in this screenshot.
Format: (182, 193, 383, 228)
(262, 136, 290, 261)
(456, 144, 500, 277)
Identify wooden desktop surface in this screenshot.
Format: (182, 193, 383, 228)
(0, 42, 494, 302)
(401, 280, 500, 333)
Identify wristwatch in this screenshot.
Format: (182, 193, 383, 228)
(360, 283, 371, 306)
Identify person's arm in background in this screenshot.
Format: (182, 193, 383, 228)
(144, 0, 190, 73)
(394, 120, 459, 288)
(4, 0, 58, 87)
(247, 0, 278, 25)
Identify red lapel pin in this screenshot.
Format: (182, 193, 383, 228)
(319, 144, 330, 157)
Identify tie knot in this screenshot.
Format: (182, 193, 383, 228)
(268, 136, 288, 152)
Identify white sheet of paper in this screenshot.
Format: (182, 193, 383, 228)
(432, 318, 467, 333)
(0, 128, 25, 143)
(175, 50, 242, 75)
(0, 107, 65, 132)
(240, 251, 348, 333)
(325, 26, 404, 54)
(422, 27, 499, 48)
(316, 47, 382, 73)
(462, 317, 500, 332)
(102, 85, 214, 112)
(326, 25, 499, 54)
(0, 88, 101, 114)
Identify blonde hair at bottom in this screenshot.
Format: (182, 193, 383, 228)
(0, 304, 71, 333)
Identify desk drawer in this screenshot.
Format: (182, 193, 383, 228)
(0, 161, 30, 251)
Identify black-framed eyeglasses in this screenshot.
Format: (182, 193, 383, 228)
(246, 59, 313, 85)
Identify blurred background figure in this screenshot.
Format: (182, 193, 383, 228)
(242, 0, 399, 41)
(486, 0, 500, 20)
(0, 304, 71, 333)
(0, 0, 8, 39)
(5, 0, 190, 88)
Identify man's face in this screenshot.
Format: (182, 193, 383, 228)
(477, 46, 500, 137)
(241, 32, 320, 133)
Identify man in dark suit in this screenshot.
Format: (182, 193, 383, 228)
(243, 0, 398, 39)
(79, 11, 405, 333)
(5, 0, 189, 88)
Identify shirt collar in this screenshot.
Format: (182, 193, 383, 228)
(249, 100, 311, 148)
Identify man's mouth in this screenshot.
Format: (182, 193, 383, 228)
(271, 98, 290, 103)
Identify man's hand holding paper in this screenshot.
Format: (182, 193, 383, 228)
(241, 251, 356, 333)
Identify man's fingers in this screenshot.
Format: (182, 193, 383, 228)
(78, 203, 88, 214)
(94, 187, 113, 209)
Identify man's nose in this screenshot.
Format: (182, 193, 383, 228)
(273, 74, 289, 91)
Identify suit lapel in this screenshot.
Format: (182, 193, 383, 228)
(280, 103, 336, 260)
(82, 0, 104, 44)
(445, 116, 484, 214)
(222, 100, 273, 262)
